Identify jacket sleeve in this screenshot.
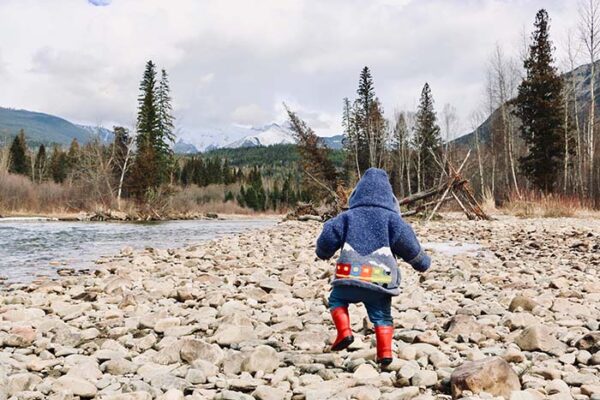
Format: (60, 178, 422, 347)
(389, 214, 431, 272)
(315, 215, 345, 260)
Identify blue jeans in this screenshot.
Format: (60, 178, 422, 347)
(328, 286, 393, 327)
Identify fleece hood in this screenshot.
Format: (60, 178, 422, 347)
(348, 168, 399, 212)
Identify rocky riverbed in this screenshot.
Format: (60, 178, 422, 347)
(0, 216, 599, 400)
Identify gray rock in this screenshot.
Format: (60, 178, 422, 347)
(515, 325, 566, 355)
(546, 379, 570, 395)
(381, 386, 420, 400)
(7, 373, 42, 397)
(103, 358, 137, 375)
(411, 370, 437, 387)
(179, 339, 223, 365)
(212, 314, 256, 345)
(52, 376, 97, 398)
(353, 363, 379, 380)
(241, 345, 280, 374)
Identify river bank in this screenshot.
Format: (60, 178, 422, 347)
(0, 218, 278, 284)
(0, 211, 283, 223)
(0, 216, 598, 399)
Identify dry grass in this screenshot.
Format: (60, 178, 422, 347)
(0, 172, 73, 214)
(0, 147, 9, 173)
(501, 191, 597, 218)
(0, 174, 279, 218)
(480, 187, 497, 214)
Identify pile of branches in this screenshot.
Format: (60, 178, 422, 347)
(400, 150, 491, 221)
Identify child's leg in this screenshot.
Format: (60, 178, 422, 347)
(328, 286, 351, 311)
(328, 287, 355, 351)
(362, 293, 392, 327)
(363, 292, 394, 366)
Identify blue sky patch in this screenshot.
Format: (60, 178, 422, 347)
(88, 0, 111, 6)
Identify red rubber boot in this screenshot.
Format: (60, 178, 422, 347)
(330, 307, 354, 351)
(375, 325, 394, 366)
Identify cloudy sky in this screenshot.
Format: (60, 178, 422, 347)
(0, 0, 582, 147)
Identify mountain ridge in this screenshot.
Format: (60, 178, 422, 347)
(0, 107, 343, 152)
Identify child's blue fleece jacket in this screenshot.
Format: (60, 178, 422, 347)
(316, 168, 431, 296)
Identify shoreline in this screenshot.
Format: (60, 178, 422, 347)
(0, 217, 598, 399)
(0, 211, 284, 223)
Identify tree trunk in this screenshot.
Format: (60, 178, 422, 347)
(590, 61, 596, 197)
(117, 145, 132, 211)
(475, 126, 485, 194)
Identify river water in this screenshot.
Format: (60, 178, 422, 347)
(0, 218, 277, 283)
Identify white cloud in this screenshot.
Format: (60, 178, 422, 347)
(231, 104, 269, 126)
(0, 0, 582, 144)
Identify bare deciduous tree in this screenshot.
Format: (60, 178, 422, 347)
(470, 110, 486, 194)
(489, 44, 521, 198)
(579, 0, 600, 198)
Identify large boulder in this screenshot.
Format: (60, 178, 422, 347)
(450, 356, 521, 399)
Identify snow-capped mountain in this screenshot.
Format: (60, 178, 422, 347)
(76, 124, 114, 143)
(173, 139, 199, 154)
(223, 123, 296, 148)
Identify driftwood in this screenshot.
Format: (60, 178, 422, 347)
(401, 196, 454, 217)
(290, 148, 490, 222)
(399, 150, 491, 221)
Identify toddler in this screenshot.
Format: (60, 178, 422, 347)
(316, 168, 431, 365)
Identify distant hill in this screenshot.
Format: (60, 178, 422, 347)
(0, 107, 98, 147)
(455, 59, 600, 147)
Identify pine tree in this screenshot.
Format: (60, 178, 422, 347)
(413, 83, 441, 190)
(67, 139, 80, 172)
(513, 9, 565, 192)
(34, 144, 47, 183)
(130, 60, 167, 198)
(8, 129, 30, 176)
(49, 146, 68, 183)
(237, 186, 246, 207)
(112, 126, 130, 177)
(136, 60, 159, 143)
(157, 69, 175, 145)
(156, 68, 176, 181)
(355, 67, 375, 173)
